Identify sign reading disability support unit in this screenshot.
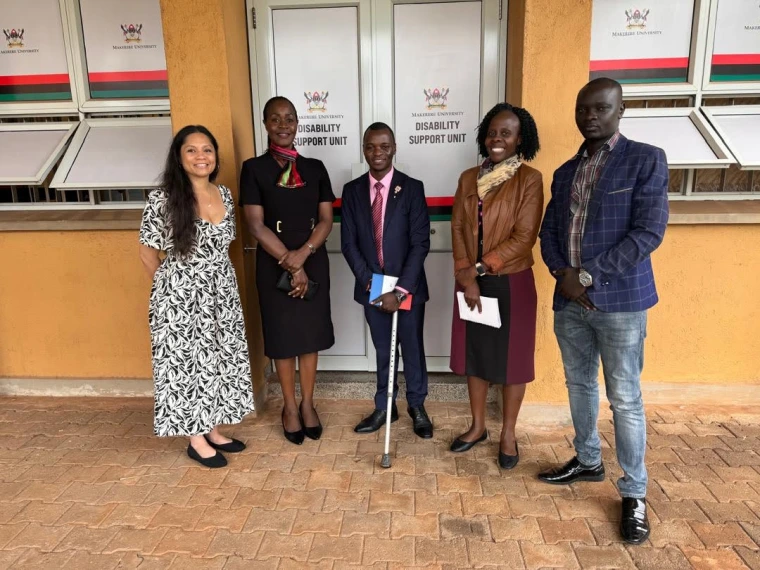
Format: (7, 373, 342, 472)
(294, 122, 347, 147)
(410, 119, 465, 145)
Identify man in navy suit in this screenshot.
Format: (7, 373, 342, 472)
(538, 78, 669, 544)
(341, 122, 433, 438)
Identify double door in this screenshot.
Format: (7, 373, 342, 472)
(247, 0, 507, 371)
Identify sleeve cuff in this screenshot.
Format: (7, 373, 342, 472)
(394, 286, 409, 295)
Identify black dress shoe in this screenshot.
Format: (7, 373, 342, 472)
(538, 456, 605, 485)
(203, 434, 246, 453)
(450, 429, 488, 453)
(282, 408, 304, 445)
(354, 406, 398, 433)
(621, 498, 650, 544)
(299, 401, 323, 441)
(187, 443, 227, 468)
(408, 406, 433, 439)
(498, 441, 519, 470)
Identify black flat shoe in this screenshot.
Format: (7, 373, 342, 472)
(450, 429, 488, 453)
(538, 456, 605, 485)
(408, 406, 433, 439)
(187, 443, 227, 468)
(354, 406, 398, 434)
(498, 441, 519, 469)
(282, 408, 304, 445)
(621, 498, 650, 544)
(299, 401, 323, 440)
(203, 434, 246, 453)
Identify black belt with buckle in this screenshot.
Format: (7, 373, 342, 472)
(273, 218, 316, 233)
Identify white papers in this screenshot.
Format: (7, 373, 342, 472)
(456, 292, 502, 329)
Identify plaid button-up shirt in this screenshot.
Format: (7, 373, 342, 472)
(568, 130, 621, 268)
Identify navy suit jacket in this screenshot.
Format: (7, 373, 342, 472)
(539, 135, 669, 312)
(341, 169, 430, 306)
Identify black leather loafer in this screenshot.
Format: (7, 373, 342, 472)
(621, 497, 650, 544)
(450, 429, 488, 453)
(498, 441, 519, 470)
(203, 434, 246, 453)
(187, 443, 227, 468)
(282, 408, 304, 445)
(299, 401, 323, 441)
(354, 406, 398, 433)
(538, 456, 605, 485)
(408, 406, 433, 439)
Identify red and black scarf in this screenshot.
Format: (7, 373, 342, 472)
(269, 142, 305, 188)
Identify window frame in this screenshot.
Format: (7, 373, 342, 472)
(701, 0, 760, 93)
(63, 0, 170, 114)
(49, 116, 170, 202)
(0, 0, 82, 116)
(0, 122, 78, 185)
(701, 105, 760, 170)
(621, 107, 735, 169)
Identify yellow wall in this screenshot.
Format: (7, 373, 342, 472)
(1, 0, 758, 399)
(0, 231, 152, 379)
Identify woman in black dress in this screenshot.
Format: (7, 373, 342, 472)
(240, 96, 335, 445)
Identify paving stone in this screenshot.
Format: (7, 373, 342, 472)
(489, 516, 542, 543)
(341, 511, 391, 538)
(735, 546, 760, 570)
(538, 518, 595, 545)
(308, 535, 363, 564)
(389, 513, 439, 539)
(625, 545, 692, 570)
(467, 538, 524, 568)
(572, 544, 636, 569)
(682, 547, 752, 570)
(415, 537, 469, 567)
(690, 521, 757, 548)
(520, 541, 579, 569)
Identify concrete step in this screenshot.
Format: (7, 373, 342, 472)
(266, 371, 499, 403)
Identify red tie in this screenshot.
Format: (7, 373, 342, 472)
(372, 181, 384, 269)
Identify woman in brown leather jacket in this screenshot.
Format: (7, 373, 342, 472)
(449, 102, 543, 469)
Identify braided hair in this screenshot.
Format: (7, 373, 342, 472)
(476, 102, 540, 161)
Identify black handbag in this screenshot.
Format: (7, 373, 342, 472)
(276, 270, 319, 301)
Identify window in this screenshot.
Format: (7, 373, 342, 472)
(591, 0, 760, 199)
(0, 0, 170, 210)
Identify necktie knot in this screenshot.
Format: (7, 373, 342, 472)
(374, 181, 383, 195)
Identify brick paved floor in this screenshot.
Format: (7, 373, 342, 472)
(0, 397, 759, 569)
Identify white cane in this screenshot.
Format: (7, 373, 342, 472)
(380, 310, 399, 469)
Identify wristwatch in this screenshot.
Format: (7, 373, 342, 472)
(394, 290, 407, 304)
(579, 268, 593, 287)
(475, 262, 487, 277)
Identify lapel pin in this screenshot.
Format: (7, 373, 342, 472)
(394, 185, 401, 197)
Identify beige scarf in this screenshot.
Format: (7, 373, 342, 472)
(476, 155, 522, 199)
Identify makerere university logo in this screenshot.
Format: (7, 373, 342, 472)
(625, 8, 650, 30)
(3, 28, 24, 49)
(424, 87, 449, 110)
(121, 24, 143, 43)
(304, 91, 328, 112)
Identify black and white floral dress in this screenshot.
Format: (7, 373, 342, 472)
(139, 185, 254, 437)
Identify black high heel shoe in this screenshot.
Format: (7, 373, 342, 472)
(299, 401, 323, 440)
(450, 429, 488, 453)
(282, 408, 304, 445)
(498, 441, 519, 470)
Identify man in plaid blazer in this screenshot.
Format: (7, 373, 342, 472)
(537, 78, 669, 545)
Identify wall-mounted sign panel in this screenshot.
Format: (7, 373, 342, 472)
(0, 0, 72, 102)
(272, 7, 361, 196)
(394, 2, 482, 201)
(590, 0, 696, 84)
(78, 0, 168, 98)
(710, 0, 760, 83)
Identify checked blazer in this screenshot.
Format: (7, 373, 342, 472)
(539, 134, 669, 313)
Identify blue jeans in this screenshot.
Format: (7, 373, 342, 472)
(554, 303, 648, 498)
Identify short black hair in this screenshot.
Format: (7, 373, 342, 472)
(582, 77, 623, 102)
(262, 96, 296, 121)
(476, 102, 540, 161)
(364, 122, 395, 143)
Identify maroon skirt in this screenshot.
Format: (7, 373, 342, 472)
(450, 268, 537, 385)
